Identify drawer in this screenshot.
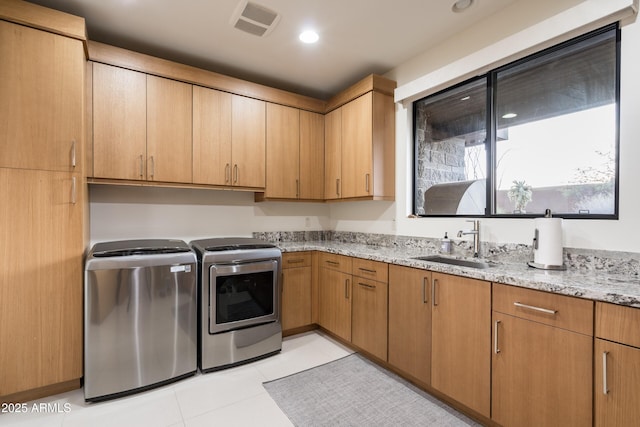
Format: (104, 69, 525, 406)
(282, 252, 312, 268)
(596, 302, 640, 347)
(493, 283, 593, 335)
(352, 257, 388, 283)
(318, 252, 352, 273)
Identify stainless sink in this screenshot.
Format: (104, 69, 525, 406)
(413, 255, 493, 269)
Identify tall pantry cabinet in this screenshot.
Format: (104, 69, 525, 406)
(0, 3, 86, 402)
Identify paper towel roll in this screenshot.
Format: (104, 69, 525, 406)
(533, 217, 563, 267)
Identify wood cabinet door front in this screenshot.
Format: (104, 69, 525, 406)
(93, 63, 147, 180)
(388, 265, 431, 385)
(431, 273, 491, 418)
(147, 75, 193, 183)
(0, 21, 83, 172)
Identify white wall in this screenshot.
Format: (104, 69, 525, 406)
(89, 185, 330, 245)
(90, 0, 640, 253)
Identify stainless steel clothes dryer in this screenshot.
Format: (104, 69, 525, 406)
(191, 238, 282, 372)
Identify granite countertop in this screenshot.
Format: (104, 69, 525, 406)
(276, 241, 640, 308)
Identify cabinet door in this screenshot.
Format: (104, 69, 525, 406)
(282, 265, 312, 331)
(431, 273, 491, 417)
(324, 108, 342, 200)
(352, 278, 388, 361)
(266, 104, 299, 198)
(147, 75, 193, 183)
(299, 111, 324, 200)
(492, 312, 592, 427)
(318, 268, 351, 342)
(92, 63, 147, 180)
(231, 95, 266, 188)
(388, 265, 431, 385)
(192, 86, 232, 185)
(0, 21, 83, 172)
(0, 168, 83, 396)
(341, 93, 373, 199)
(595, 339, 640, 427)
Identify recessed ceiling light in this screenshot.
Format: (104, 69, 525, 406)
(502, 113, 518, 119)
(299, 30, 319, 44)
(452, 0, 474, 13)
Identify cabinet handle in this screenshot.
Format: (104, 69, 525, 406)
(139, 155, 144, 177)
(71, 176, 77, 205)
(150, 156, 155, 179)
(358, 282, 376, 289)
(422, 277, 428, 304)
(234, 164, 239, 184)
(494, 320, 501, 354)
(365, 173, 370, 193)
(225, 163, 230, 183)
(432, 278, 438, 307)
(71, 140, 76, 168)
(325, 260, 340, 266)
(602, 351, 609, 395)
(296, 179, 300, 198)
(513, 302, 557, 315)
(345, 279, 350, 299)
(336, 178, 340, 197)
(358, 267, 376, 275)
(287, 258, 305, 264)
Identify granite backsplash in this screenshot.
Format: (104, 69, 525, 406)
(253, 230, 639, 278)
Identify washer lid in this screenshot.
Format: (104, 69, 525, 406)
(90, 239, 191, 258)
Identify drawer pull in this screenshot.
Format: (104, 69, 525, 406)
(513, 301, 557, 315)
(287, 258, 305, 264)
(494, 320, 501, 354)
(325, 260, 340, 266)
(358, 267, 377, 274)
(358, 282, 376, 289)
(603, 351, 609, 395)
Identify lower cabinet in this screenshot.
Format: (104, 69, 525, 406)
(351, 259, 388, 361)
(281, 252, 312, 331)
(594, 302, 640, 427)
(431, 272, 491, 418)
(318, 254, 353, 342)
(388, 265, 431, 385)
(492, 283, 593, 427)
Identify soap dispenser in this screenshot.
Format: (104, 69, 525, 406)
(441, 232, 451, 254)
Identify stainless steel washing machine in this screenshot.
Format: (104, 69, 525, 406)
(84, 239, 197, 401)
(191, 238, 282, 372)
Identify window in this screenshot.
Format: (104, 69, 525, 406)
(413, 24, 619, 219)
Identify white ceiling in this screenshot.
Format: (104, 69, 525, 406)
(28, 0, 519, 99)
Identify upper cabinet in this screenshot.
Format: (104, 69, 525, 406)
(146, 75, 193, 183)
(93, 65, 193, 183)
(88, 42, 393, 199)
(92, 63, 146, 180)
(231, 95, 266, 189)
(262, 104, 324, 200)
(0, 20, 83, 172)
(324, 75, 396, 201)
(192, 86, 232, 186)
(194, 89, 265, 189)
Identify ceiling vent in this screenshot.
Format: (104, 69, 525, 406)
(230, 1, 281, 37)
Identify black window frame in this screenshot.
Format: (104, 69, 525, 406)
(412, 23, 621, 220)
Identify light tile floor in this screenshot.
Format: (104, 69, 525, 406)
(1, 331, 354, 427)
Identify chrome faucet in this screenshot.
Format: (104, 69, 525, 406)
(457, 220, 480, 258)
